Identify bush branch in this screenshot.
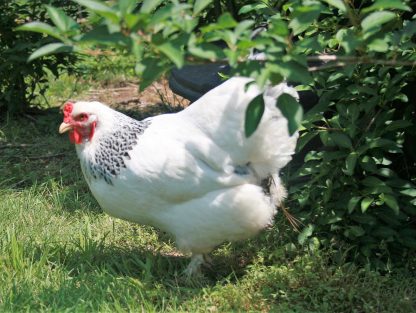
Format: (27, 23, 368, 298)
(307, 55, 416, 71)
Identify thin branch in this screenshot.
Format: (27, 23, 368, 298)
(78, 47, 416, 73)
(313, 126, 343, 132)
(344, 0, 360, 29)
(307, 55, 416, 71)
(355, 108, 383, 149)
(308, 62, 347, 72)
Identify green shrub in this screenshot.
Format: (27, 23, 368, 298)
(291, 66, 416, 268)
(0, 0, 78, 113)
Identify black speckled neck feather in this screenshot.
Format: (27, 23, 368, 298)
(82, 114, 151, 185)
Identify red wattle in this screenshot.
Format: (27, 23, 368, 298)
(69, 129, 82, 144)
(69, 131, 75, 144)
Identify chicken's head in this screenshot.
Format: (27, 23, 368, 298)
(59, 102, 98, 144)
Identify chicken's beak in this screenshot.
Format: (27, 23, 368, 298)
(59, 122, 73, 134)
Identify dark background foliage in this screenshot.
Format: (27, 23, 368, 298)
(0, 0, 79, 114)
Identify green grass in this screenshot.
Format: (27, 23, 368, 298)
(1, 109, 415, 312)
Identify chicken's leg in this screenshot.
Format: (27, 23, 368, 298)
(183, 253, 214, 276)
(184, 254, 204, 276)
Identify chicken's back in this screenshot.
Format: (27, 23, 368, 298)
(180, 77, 299, 178)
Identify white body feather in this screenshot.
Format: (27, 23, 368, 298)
(74, 77, 298, 254)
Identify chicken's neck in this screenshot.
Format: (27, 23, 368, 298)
(77, 113, 151, 185)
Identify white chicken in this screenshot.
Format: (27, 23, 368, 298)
(59, 77, 299, 275)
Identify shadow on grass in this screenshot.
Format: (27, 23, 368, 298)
(47, 240, 260, 284)
(0, 108, 80, 188)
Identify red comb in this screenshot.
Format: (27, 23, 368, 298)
(63, 102, 73, 123)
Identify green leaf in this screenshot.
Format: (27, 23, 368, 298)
(276, 93, 303, 136)
(224, 49, 238, 67)
(140, 0, 163, 13)
(73, 0, 119, 23)
(124, 13, 141, 28)
(74, 0, 111, 11)
(201, 13, 237, 32)
(358, 138, 402, 153)
(383, 194, 400, 214)
(296, 131, 318, 152)
(245, 94, 265, 137)
(80, 25, 127, 46)
(368, 38, 389, 52)
(361, 197, 373, 213)
(351, 213, 377, 225)
(148, 5, 173, 27)
(157, 41, 185, 68)
(345, 151, 358, 175)
(401, 237, 416, 249)
(362, 0, 411, 13)
(373, 226, 398, 239)
(28, 43, 74, 62)
(400, 189, 416, 197)
(238, 3, 268, 14)
(269, 18, 289, 36)
(377, 168, 396, 178)
(46, 5, 78, 32)
(323, 0, 347, 12)
(362, 176, 385, 187)
(218, 12, 238, 28)
(135, 58, 169, 90)
(118, 0, 137, 16)
(344, 226, 365, 238)
(348, 196, 362, 213)
(131, 36, 144, 58)
(329, 132, 353, 149)
(361, 11, 396, 32)
(336, 29, 360, 54)
(269, 62, 313, 84)
(385, 120, 413, 131)
(235, 20, 255, 37)
(16, 22, 63, 40)
(189, 43, 225, 60)
(289, 5, 322, 35)
(298, 224, 314, 245)
(193, 0, 211, 15)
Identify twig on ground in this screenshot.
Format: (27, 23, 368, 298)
(9, 153, 66, 160)
(88, 86, 137, 92)
(0, 143, 36, 150)
(23, 113, 37, 122)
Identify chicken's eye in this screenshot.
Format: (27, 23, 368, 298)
(77, 113, 88, 121)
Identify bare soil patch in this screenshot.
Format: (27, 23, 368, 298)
(81, 78, 189, 114)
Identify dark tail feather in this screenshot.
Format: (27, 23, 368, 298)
(262, 174, 303, 232)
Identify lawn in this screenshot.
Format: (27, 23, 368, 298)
(0, 72, 415, 312)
